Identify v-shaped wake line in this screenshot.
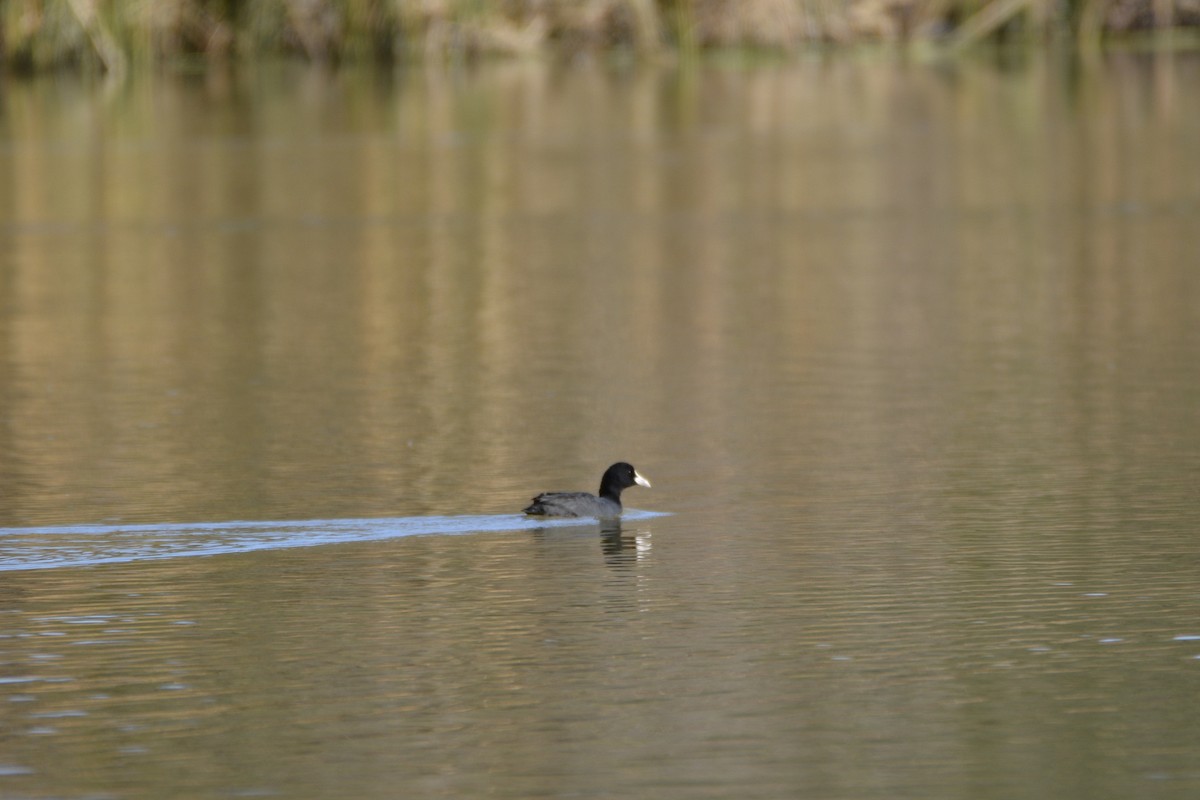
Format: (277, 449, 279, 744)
(0, 510, 668, 571)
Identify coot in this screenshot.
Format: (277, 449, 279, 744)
(523, 462, 651, 518)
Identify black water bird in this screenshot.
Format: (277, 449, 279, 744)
(523, 462, 652, 518)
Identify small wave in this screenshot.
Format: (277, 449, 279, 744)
(0, 510, 668, 572)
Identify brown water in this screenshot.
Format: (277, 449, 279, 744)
(2, 53, 1200, 799)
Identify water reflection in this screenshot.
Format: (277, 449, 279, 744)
(599, 519, 654, 568)
(0, 55, 1197, 529)
(0, 52, 1199, 800)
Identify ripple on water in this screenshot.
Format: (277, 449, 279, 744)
(0, 765, 35, 777)
(0, 511, 669, 572)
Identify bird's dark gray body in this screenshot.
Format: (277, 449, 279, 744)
(523, 492, 623, 518)
(523, 463, 651, 518)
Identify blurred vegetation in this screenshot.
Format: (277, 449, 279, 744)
(1, 0, 1197, 73)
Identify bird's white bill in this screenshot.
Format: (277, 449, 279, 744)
(634, 471, 652, 488)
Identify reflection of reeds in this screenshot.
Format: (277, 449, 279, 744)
(1, 0, 1195, 71)
(1, 54, 1194, 523)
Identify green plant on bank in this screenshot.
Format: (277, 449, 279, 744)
(0, 0, 1196, 72)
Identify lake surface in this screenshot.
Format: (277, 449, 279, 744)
(2, 52, 1200, 799)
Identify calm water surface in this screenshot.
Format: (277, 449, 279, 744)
(1, 53, 1199, 799)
